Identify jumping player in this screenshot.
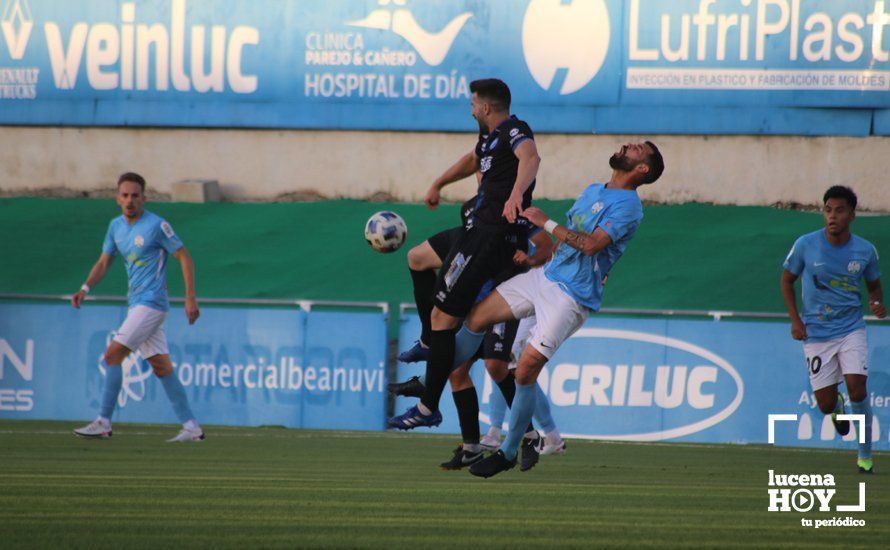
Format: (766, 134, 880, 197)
(450, 141, 664, 477)
(388, 78, 541, 430)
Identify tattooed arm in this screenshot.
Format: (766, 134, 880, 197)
(522, 207, 612, 257)
(552, 225, 612, 256)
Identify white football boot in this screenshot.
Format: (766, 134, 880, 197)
(73, 418, 112, 438)
(540, 437, 567, 456)
(167, 427, 205, 443)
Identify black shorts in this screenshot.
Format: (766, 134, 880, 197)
(433, 225, 520, 318)
(427, 226, 463, 261)
(470, 318, 520, 363)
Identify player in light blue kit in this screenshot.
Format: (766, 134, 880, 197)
(781, 186, 885, 473)
(444, 141, 664, 477)
(71, 173, 204, 442)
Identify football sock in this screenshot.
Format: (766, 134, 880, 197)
(99, 364, 123, 420)
(184, 419, 201, 431)
(488, 381, 508, 429)
(453, 387, 481, 445)
(850, 398, 873, 460)
(533, 384, 556, 433)
(409, 268, 437, 346)
(463, 443, 482, 453)
(493, 372, 533, 435)
(501, 383, 537, 461)
(159, 372, 196, 424)
(452, 323, 486, 369)
(420, 328, 456, 412)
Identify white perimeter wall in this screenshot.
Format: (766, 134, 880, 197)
(2, 127, 888, 210)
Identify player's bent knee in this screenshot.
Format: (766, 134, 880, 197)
(848, 387, 867, 403)
(152, 363, 173, 377)
(407, 245, 425, 270)
(103, 343, 130, 365)
(485, 360, 508, 382)
(515, 348, 547, 385)
(467, 292, 514, 333)
(465, 315, 486, 333)
(146, 355, 174, 377)
(515, 373, 537, 386)
(431, 308, 460, 330)
(814, 394, 837, 414)
(408, 242, 439, 271)
(449, 365, 473, 390)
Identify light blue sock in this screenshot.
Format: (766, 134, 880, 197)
(99, 365, 123, 419)
(488, 380, 507, 429)
(501, 383, 537, 460)
(452, 324, 486, 369)
(159, 372, 195, 424)
(533, 384, 556, 433)
(849, 398, 872, 460)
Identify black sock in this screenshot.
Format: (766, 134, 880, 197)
(420, 328, 456, 412)
(409, 268, 437, 346)
(496, 371, 517, 407)
(496, 373, 535, 435)
(452, 387, 480, 445)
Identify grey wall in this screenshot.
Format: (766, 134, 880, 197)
(2, 127, 887, 210)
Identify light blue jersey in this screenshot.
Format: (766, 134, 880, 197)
(544, 184, 643, 311)
(102, 210, 183, 312)
(784, 229, 880, 341)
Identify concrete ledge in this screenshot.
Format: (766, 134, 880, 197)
(1, 127, 889, 210)
(172, 179, 221, 203)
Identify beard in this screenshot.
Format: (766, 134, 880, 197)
(473, 115, 488, 134)
(609, 153, 636, 171)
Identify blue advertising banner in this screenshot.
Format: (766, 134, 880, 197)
(0, 303, 387, 430)
(395, 313, 890, 450)
(1, 0, 888, 134)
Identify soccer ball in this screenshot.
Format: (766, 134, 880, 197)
(364, 211, 407, 253)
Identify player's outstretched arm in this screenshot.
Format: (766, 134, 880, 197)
(780, 269, 807, 339)
(503, 140, 541, 223)
(71, 253, 114, 308)
(521, 207, 610, 257)
(514, 228, 556, 267)
(425, 149, 480, 209)
(173, 247, 200, 325)
(866, 278, 886, 318)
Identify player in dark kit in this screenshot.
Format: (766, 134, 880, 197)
(388, 78, 542, 430)
(391, 227, 555, 471)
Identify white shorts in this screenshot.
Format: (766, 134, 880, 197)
(508, 315, 537, 370)
(113, 305, 169, 359)
(495, 267, 589, 360)
(802, 328, 868, 391)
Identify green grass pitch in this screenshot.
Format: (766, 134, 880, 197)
(0, 420, 886, 548)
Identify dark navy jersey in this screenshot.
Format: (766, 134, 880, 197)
(471, 115, 536, 228)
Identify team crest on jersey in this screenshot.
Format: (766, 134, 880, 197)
(847, 261, 861, 274)
(160, 221, 175, 238)
(591, 201, 604, 214)
(134, 235, 144, 248)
